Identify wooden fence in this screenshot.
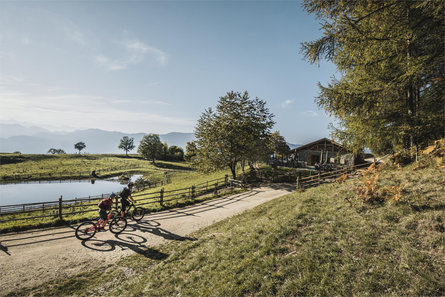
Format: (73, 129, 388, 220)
(295, 163, 370, 190)
(0, 176, 231, 224)
(0, 164, 372, 225)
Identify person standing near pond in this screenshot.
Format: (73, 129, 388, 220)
(120, 182, 135, 217)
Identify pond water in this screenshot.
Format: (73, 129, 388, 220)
(0, 175, 142, 206)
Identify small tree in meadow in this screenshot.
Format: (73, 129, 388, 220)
(167, 145, 184, 161)
(74, 141, 86, 154)
(118, 136, 135, 156)
(138, 134, 162, 163)
(48, 148, 66, 154)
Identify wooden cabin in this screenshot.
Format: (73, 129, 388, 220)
(291, 138, 352, 166)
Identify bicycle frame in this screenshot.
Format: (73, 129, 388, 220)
(75, 211, 127, 240)
(96, 211, 116, 229)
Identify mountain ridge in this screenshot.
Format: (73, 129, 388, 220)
(0, 124, 301, 154)
(0, 124, 194, 154)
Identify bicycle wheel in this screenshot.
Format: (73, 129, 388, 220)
(131, 207, 145, 221)
(75, 221, 97, 240)
(109, 216, 127, 234)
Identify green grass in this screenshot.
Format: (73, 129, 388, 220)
(0, 153, 191, 182)
(0, 165, 236, 233)
(10, 162, 444, 296)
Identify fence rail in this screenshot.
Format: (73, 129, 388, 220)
(295, 163, 370, 190)
(0, 176, 230, 224)
(0, 164, 371, 226)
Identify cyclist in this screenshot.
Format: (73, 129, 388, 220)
(120, 182, 135, 217)
(98, 193, 115, 230)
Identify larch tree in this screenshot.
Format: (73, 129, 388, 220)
(184, 141, 198, 163)
(302, 0, 445, 155)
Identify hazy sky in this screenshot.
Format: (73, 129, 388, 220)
(0, 0, 337, 144)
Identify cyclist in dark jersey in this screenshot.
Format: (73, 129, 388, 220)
(120, 182, 135, 217)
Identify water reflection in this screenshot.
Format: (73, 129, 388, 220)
(0, 175, 142, 206)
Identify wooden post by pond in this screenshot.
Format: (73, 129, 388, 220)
(58, 195, 63, 220)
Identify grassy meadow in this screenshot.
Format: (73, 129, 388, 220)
(0, 153, 191, 182)
(0, 153, 242, 232)
(10, 160, 444, 296)
(0, 157, 237, 232)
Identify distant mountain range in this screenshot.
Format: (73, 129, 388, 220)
(0, 124, 300, 154)
(0, 124, 194, 154)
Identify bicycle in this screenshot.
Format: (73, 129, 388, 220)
(118, 201, 145, 221)
(75, 211, 127, 240)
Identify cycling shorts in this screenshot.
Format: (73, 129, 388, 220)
(121, 199, 130, 212)
(99, 209, 108, 221)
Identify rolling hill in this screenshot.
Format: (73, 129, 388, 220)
(0, 124, 194, 154)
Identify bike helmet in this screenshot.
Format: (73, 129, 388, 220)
(109, 193, 116, 199)
(128, 182, 134, 187)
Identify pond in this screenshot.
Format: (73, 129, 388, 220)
(0, 175, 142, 206)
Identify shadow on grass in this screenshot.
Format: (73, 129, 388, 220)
(409, 203, 445, 212)
(127, 221, 197, 242)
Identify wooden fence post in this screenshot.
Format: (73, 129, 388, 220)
(58, 195, 63, 220)
(160, 188, 164, 206)
(224, 175, 228, 187)
(214, 182, 218, 195)
(296, 176, 300, 190)
(191, 186, 196, 198)
(318, 172, 321, 185)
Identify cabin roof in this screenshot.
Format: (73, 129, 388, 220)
(291, 138, 348, 153)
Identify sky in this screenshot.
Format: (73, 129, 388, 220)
(0, 0, 338, 145)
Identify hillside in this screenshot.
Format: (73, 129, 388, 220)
(0, 124, 194, 154)
(14, 160, 444, 296)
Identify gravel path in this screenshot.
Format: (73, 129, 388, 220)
(0, 185, 294, 295)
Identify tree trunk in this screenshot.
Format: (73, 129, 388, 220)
(229, 164, 236, 179)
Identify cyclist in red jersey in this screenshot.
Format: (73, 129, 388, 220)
(98, 193, 115, 230)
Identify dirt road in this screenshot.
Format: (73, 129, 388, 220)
(0, 185, 294, 295)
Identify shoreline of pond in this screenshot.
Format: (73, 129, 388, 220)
(0, 174, 143, 206)
(0, 170, 146, 185)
